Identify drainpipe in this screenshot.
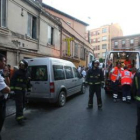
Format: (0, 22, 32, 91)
(16, 51, 18, 65)
(16, 49, 20, 65)
(60, 27, 63, 58)
(37, 11, 41, 51)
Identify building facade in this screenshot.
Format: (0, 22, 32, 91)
(86, 23, 123, 60)
(0, 0, 61, 67)
(0, 0, 94, 68)
(111, 34, 140, 50)
(43, 3, 94, 67)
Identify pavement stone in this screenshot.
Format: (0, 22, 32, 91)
(6, 99, 16, 117)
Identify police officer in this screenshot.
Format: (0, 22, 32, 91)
(10, 60, 31, 126)
(0, 54, 10, 140)
(132, 70, 140, 140)
(85, 60, 104, 109)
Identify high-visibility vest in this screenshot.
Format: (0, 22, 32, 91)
(124, 60, 132, 69)
(121, 70, 132, 85)
(110, 67, 120, 82)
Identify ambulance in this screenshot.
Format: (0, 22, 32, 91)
(104, 49, 140, 94)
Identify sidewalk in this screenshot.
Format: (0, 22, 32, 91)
(6, 99, 16, 117)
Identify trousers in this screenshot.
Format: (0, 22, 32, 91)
(15, 90, 26, 121)
(88, 84, 102, 107)
(111, 80, 120, 99)
(0, 97, 6, 140)
(122, 85, 131, 101)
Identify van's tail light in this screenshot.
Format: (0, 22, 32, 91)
(50, 82, 55, 93)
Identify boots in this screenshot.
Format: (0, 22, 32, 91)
(87, 104, 93, 109)
(98, 104, 102, 109)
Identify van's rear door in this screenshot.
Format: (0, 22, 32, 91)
(28, 65, 50, 96)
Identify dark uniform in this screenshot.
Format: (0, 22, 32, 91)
(85, 61, 104, 109)
(0, 71, 6, 133)
(132, 70, 140, 140)
(10, 60, 31, 125)
(0, 93, 6, 140)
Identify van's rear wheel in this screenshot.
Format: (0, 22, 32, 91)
(57, 91, 66, 107)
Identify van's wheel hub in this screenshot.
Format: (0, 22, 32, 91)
(58, 91, 66, 107)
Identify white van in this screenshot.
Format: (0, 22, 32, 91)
(26, 57, 85, 106)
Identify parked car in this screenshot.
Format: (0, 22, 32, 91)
(26, 57, 85, 106)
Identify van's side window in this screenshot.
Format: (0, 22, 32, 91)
(73, 67, 80, 78)
(53, 65, 65, 80)
(64, 66, 74, 79)
(28, 66, 47, 81)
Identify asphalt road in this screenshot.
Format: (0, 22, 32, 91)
(1, 87, 137, 140)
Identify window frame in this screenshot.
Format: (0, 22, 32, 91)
(48, 25, 54, 45)
(73, 67, 80, 78)
(53, 65, 65, 80)
(80, 46, 85, 60)
(102, 44, 107, 49)
(114, 41, 118, 47)
(0, 0, 7, 27)
(102, 36, 107, 41)
(74, 43, 79, 58)
(130, 39, 134, 46)
(122, 40, 125, 47)
(64, 66, 74, 79)
(102, 28, 107, 33)
(28, 65, 48, 81)
(27, 13, 37, 39)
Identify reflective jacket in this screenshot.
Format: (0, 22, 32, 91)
(110, 67, 120, 82)
(121, 70, 132, 86)
(132, 71, 140, 107)
(85, 67, 104, 85)
(10, 69, 31, 91)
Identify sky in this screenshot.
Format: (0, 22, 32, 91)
(42, 0, 140, 36)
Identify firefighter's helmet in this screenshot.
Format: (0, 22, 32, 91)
(19, 59, 28, 68)
(92, 60, 99, 67)
(95, 60, 99, 64)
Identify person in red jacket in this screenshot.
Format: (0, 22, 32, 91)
(120, 66, 133, 103)
(109, 62, 121, 102)
(124, 57, 132, 70)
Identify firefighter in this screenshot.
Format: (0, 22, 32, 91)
(120, 66, 133, 103)
(109, 62, 121, 102)
(10, 60, 31, 126)
(132, 70, 140, 140)
(85, 60, 104, 109)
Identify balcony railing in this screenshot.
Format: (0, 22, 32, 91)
(62, 50, 80, 62)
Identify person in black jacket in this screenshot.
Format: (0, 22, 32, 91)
(10, 60, 31, 126)
(132, 70, 140, 140)
(85, 60, 104, 109)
